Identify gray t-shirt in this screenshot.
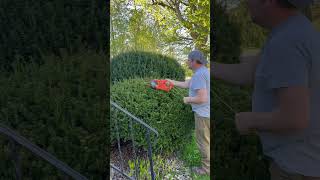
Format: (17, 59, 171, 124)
(189, 66, 210, 118)
(253, 13, 320, 176)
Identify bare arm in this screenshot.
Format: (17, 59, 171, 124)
(213, 53, 260, 85)
(166, 79, 190, 89)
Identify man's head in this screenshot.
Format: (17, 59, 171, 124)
(247, 0, 313, 29)
(187, 50, 207, 70)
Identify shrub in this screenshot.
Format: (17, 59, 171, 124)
(111, 51, 185, 83)
(0, 0, 106, 70)
(212, 80, 269, 180)
(111, 78, 194, 153)
(0, 51, 108, 179)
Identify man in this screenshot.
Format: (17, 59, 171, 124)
(167, 50, 210, 175)
(213, 0, 320, 179)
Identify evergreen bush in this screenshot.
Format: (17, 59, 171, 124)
(212, 80, 269, 180)
(0, 0, 106, 70)
(111, 51, 185, 83)
(0, 51, 108, 179)
(111, 78, 194, 153)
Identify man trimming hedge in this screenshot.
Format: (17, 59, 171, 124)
(214, 0, 320, 179)
(167, 50, 210, 175)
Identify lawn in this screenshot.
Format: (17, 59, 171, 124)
(180, 131, 210, 180)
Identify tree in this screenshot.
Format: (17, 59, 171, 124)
(110, 0, 162, 57)
(134, 0, 210, 57)
(110, 0, 131, 57)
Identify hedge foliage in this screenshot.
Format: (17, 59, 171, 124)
(212, 80, 269, 180)
(0, 0, 106, 70)
(111, 78, 194, 153)
(0, 52, 108, 179)
(111, 51, 185, 83)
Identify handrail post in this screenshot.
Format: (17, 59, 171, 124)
(9, 138, 22, 180)
(111, 101, 159, 180)
(146, 129, 155, 180)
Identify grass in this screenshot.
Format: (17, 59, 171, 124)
(181, 131, 210, 180)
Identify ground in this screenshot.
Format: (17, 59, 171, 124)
(110, 132, 210, 180)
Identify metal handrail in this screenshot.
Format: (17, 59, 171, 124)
(110, 100, 159, 180)
(110, 164, 135, 180)
(0, 124, 88, 180)
(110, 101, 159, 137)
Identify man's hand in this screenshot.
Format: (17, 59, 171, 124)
(183, 97, 191, 104)
(235, 112, 256, 135)
(234, 87, 310, 134)
(166, 79, 174, 84)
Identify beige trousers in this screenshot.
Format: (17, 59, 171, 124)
(194, 113, 210, 173)
(270, 161, 320, 180)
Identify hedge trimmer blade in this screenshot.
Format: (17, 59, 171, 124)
(150, 79, 174, 92)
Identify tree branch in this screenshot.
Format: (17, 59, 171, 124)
(151, 0, 192, 29)
(180, 0, 189, 6)
(151, 0, 175, 11)
(177, 35, 193, 41)
(172, 1, 192, 29)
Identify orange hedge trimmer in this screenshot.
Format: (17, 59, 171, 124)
(150, 79, 174, 92)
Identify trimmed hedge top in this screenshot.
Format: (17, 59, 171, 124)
(0, 0, 106, 70)
(111, 51, 185, 83)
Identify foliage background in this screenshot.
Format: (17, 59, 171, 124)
(110, 0, 210, 61)
(0, 0, 106, 70)
(0, 0, 108, 179)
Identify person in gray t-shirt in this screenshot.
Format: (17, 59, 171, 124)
(167, 50, 210, 175)
(214, 0, 320, 179)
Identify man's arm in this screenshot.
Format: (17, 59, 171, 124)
(236, 86, 309, 134)
(213, 53, 260, 85)
(166, 79, 190, 89)
(184, 89, 208, 104)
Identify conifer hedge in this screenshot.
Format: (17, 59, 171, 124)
(0, 0, 106, 70)
(111, 78, 194, 153)
(212, 81, 269, 180)
(0, 52, 108, 179)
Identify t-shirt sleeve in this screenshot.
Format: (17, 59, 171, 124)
(265, 41, 310, 89)
(191, 73, 207, 90)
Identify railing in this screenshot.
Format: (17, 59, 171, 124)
(0, 124, 88, 180)
(110, 101, 159, 180)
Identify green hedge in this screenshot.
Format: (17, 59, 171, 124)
(0, 0, 106, 70)
(212, 80, 269, 180)
(111, 51, 185, 83)
(111, 78, 194, 153)
(0, 52, 108, 179)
